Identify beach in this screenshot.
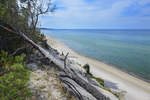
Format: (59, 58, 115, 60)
(46, 35, 150, 100)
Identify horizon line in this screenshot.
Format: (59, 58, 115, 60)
(39, 27, 150, 30)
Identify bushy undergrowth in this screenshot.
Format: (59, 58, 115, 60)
(0, 51, 31, 100)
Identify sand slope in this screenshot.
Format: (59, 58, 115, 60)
(46, 36, 150, 100)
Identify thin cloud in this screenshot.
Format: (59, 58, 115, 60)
(40, 0, 150, 29)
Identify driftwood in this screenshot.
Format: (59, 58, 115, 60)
(64, 52, 69, 69)
(0, 24, 110, 100)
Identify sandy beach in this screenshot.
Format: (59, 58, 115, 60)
(46, 35, 150, 100)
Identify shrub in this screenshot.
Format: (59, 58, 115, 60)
(0, 51, 31, 100)
(83, 64, 104, 86)
(83, 64, 93, 76)
(93, 77, 104, 86)
(83, 64, 90, 74)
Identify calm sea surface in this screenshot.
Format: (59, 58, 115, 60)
(42, 29, 150, 82)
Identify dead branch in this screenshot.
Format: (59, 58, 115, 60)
(0, 24, 110, 100)
(64, 52, 69, 69)
(60, 77, 83, 100)
(11, 46, 26, 56)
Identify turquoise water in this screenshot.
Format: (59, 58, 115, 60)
(42, 29, 150, 82)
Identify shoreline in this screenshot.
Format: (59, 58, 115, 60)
(46, 35, 150, 100)
(63, 45, 150, 83)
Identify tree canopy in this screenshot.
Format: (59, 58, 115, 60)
(0, 0, 54, 34)
(0, 0, 54, 54)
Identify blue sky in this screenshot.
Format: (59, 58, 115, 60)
(39, 0, 150, 29)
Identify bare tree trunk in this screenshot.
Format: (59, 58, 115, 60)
(0, 24, 110, 100)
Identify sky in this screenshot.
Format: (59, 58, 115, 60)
(39, 0, 150, 29)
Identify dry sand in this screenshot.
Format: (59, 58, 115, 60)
(46, 35, 150, 100)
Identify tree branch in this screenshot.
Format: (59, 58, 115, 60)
(64, 52, 69, 69)
(11, 46, 26, 56)
(60, 78, 83, 100)
(0, 24, 110, 100)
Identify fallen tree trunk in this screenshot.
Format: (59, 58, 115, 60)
(0, 24, 110, 100)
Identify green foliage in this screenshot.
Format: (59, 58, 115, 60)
(83, 63, 120, 99)
(83, 64, 90, 74)
(0, 51, 31, 100)
(0, 0, 18, 23)
(83, 64, 93, 76)
(92, 76, 104, 86)
(83, 63, 104, 86)
(0, 0, 51, 53)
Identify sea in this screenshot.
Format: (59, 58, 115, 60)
(42, 29, 150, 82)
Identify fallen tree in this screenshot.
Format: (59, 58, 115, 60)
(0, 23, 110, 100)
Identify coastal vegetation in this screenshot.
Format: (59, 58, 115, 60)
(0, 0, 53, 99)
(83, 64, 121, 99)
(83, 64, 104, 86)
(0, 0, 121, 100)
(0, 51, 31, 99)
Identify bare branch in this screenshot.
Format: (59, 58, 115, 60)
(64, 52, 69, 69)
(11, 46, 26, 56)
(60, 77, 83, 100)
(0, 24, 110, 100)
(24, 0, 54, 34)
